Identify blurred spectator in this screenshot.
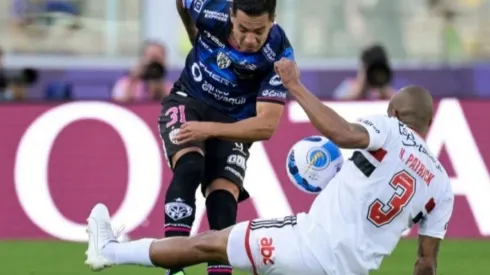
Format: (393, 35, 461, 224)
(0, 69, 38, 102)
(334, 44, 395, 100)
(3, 80, 28, 101)
(0, 48, 26, 101)
(0, 46, 39, 101)
(112, 41, 172, 103)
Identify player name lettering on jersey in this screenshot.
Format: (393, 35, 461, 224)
(399, 148, 435, 185)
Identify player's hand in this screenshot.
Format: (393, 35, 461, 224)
(174, 121, 213, 144)
(274, 58, 301, 88)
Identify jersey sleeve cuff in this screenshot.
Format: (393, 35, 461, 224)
(353, 121, 377, 150)
(418, 231, 445, 240)
(256, 97, 286, 105)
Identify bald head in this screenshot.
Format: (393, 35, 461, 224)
(387, 85, 434, 135)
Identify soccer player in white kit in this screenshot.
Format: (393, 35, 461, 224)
(85, 58, 454, 275)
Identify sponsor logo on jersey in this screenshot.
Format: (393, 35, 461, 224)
(203, 30, 225, 48)
(398, 122, 442, 172)
(198, 37, 212, 53)
(262, 43, 276, 62)
(260, 237, 275, 265)
(239, 60, 258, 71)
(358, 118, 381, 133)
(191, 62, 237, 87)
(203, 9, 228, 22)
(269, 74, 283, 86)
(262, 89, 287, 100)
(217, 51, 232, 69)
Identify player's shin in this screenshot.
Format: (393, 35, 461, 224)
(205, 189, 238, 275)
(164, 152, 205, 274)
(149, 231, 230, 269)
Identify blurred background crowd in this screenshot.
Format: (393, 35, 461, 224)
(1, 0, 490, 102)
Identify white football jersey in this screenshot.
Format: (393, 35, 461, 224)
(299, 114, 454, 275)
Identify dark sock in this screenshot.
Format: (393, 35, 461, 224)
(164, 153, 205, 275)
(205, 189, 238, 275)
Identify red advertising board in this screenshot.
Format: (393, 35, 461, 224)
(0, 99, 489, 241)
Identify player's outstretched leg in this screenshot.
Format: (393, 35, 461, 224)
(85, 203, 232, 272)
(205, 181, 239, 275)
(164, 152, 205, 275)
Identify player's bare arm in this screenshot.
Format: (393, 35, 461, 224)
(174, 102, 283, 144)
(413, 235, 440, 275)
(177, 0, 198, 44)
(274, 58, 369, 149)
(211, 102, 284, 142)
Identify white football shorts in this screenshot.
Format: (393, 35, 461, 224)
(226, 215, 327, 275)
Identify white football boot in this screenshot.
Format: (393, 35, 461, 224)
(85, 203, 118, 271)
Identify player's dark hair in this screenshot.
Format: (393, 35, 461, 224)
(232, 0, 276, 19)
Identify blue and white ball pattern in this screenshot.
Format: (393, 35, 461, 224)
(286, 136, 344, 194)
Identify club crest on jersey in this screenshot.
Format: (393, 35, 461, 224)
(217, 51, 232, 69)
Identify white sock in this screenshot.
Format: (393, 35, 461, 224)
(102, 238, 156, 266)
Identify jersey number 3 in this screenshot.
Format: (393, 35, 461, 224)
(368, 170, 416, 227)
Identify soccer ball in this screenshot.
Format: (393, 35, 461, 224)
(286, 136, 344, 194)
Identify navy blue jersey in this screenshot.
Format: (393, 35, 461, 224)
(175, 0, 295, 120)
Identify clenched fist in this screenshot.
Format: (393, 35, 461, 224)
(274, 58, 301, 88)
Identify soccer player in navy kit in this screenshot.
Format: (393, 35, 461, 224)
(158, 1, 294, 274)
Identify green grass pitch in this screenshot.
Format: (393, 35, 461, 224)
(0, 239, 487, 274)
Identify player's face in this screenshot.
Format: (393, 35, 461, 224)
(231, 10, 274, 53)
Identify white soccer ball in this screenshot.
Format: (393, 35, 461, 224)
(286, 136, 344, 194)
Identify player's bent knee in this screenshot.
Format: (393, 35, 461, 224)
(206, 178, 240, 200)
(168, 151, 205, 186)
(171, 147, 204, 169)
